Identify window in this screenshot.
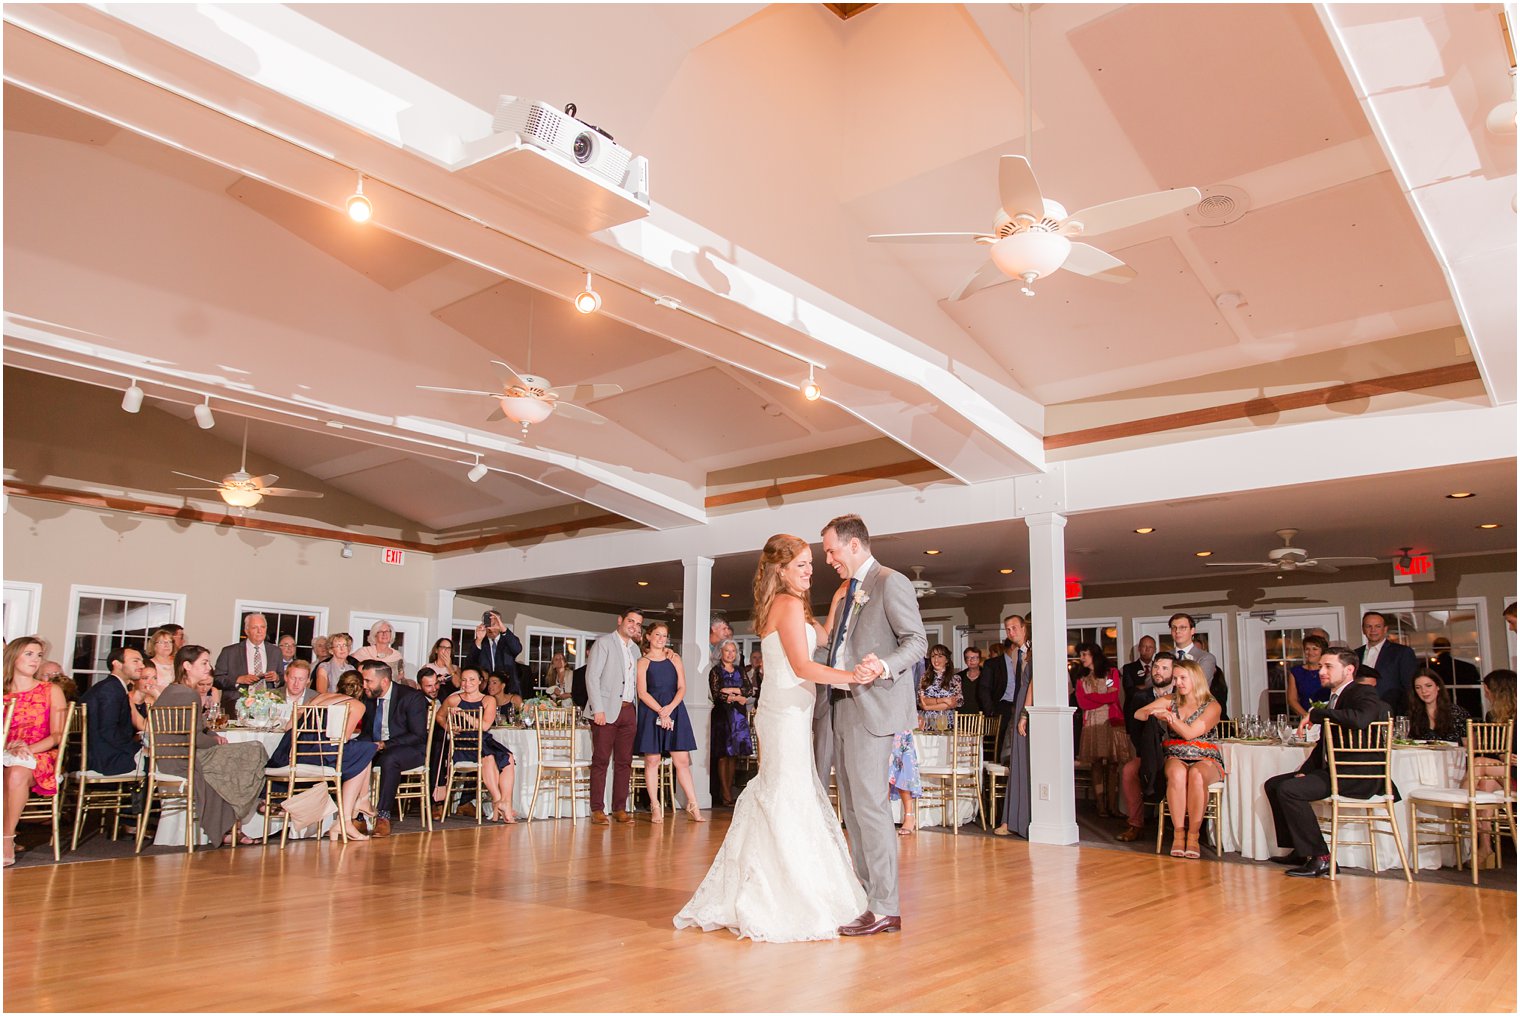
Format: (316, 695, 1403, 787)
(1261, 625, 1318, 718)
(67, 586, 184, 691)
(235, 601, 328, 662)
(1067, 620, 1121, 678)
(3, 582, 42, 643)
(449, 622, 479, 672)
(1366, 600, 1488, 716)
(524, 626, 599, 694)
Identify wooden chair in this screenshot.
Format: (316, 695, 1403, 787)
(1212, 718, 1239, 740)
(528, 707, 589, 823)
(136, 704, 194, 854)
(982, 759, 1007, 830)
(440, 708, 485, 825)
(1318, 719, 1412, 882)
(1409, 721, 1517, 884)
(982, 714, 1004, 762)
(69, 702, 141, 850)
(261, 703, 348, 847)
(631, 755, 675, 814)
(14, 701, 75, 861)
(392, 701, 437, 830)
(1154, 780, 1225, 857)
(919, 713, 984, 834)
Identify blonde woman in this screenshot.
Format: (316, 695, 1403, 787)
(315, 632, 358, 693)
(353, 621, 407, 685)
(1135, 658, 1223, 859)
(144, 628, 178, 689)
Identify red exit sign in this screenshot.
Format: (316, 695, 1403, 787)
(1065, 578, 1084, 601)
(1392, 553, 1433, 585)
(381, 547, 405, 566)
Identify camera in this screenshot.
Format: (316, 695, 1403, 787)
(482, 610, 498, 626)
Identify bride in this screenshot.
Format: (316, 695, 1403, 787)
(674, 533, 874, 942)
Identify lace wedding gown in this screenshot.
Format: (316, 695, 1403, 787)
(673, 628, 867, 942)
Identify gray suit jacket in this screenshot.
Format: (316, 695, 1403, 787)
(1175, 645, 1218, 682)
(584, 631, 633, 720)
(815, 562, 926, 737)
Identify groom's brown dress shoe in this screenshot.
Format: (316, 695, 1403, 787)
(839, 912, 901, 936)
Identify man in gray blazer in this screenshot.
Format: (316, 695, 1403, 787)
(584, 608, 644, 826)
(816, 514, 926, 936)
(212, 612, 286, 711)
(1167, 613, 1217, 683)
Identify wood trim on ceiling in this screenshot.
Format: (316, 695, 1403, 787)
(1044, 363, 1483, 451)
(822, 3, 875, 20)
(704, 458, 938, 509)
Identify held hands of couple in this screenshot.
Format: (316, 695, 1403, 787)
(851, 654, 885, 685)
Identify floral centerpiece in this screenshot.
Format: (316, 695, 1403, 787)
(237, 687, 286, 729)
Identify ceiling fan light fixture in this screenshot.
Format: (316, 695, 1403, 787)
(1133, 527, 1155, 534)
(1478, 522, 1502, 529)
(999, 567, 1014, 574)
(1194, 550, 1213, 558)
(497, 395, 554, 426)
(574, 272, 602, 314)
(1446, 491, 1475, 498)
(346, 174, 373, 223)
(121, 380, 144, 414)
(219, 486, 262, 508)
(990, 232, 1072, 296)
(193, 397, 215, 429)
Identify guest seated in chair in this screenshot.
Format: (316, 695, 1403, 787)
(81, 645, 146, 776)
(1408, 670, 1471, 744)
(1115, 652, 1175, 841)
(1134, 658, 1222, 859)
(359, 660, 428, 837)
(266, 670, 375, 840)
(1471, 669, 1517, 866)
(278, 661, 319, 708)
(4, 637, 68, 866)
(484, 673, 524, 715)
(436, 668, 518, 823)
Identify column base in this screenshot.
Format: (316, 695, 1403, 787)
(1026, 704, 1079, 846)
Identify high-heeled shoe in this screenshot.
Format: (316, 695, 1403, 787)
(649, 798, 664, 824)
(1184, 830, 1202, 859)
(3, 835, 15, 867)
(1169, 829, 1187, 857)
(685, 801, 706, 823)
(898, 811, 917, 836)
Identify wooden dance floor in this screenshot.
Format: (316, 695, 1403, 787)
(4, 814, 1515, 1012)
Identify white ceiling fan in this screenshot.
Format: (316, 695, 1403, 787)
(867, 5, 1201, 299)
(1204, 529, 1379, 575)
(418, 359, 622, 435)
(910, 566, 972, 600)
(173, 419, 322, 511)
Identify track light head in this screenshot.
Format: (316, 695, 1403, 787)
(340, 542, 354, 559)
(467, 460, 489, 483)
(346, 175, 373, 223)
(193, 398, 215, 429)
(121, 381, 144, 414)
(801, 364, 822, 402)
(574, 272, 602, 314)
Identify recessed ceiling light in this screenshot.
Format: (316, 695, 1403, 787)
(1478, 522, 1502, 529)
(1194, 550, 1213, 558)
(924, 549, 941, 556)
(636, 580, 649, 587)
(1446, 491, 1476, 499)
(1134, 527, 1155, 534)
(999, 568, 1014, 575)
(720, 592, 732, 598)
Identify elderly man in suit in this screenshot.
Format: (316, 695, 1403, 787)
(1263, 648, 1396, 878)
(211, 613, 285, 710)
(1357, 610, 1419, 716)
(80, 646, 144, 776)
(358, 660, 429, 837)
(585, 608, 644, 826)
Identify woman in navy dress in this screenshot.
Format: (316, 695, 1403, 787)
(438, 668, 518, 823)
(266, 670, 376, 840)
(634, 622, 702, 823)
(708, 639, 755, 807)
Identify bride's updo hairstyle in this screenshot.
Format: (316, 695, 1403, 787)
(752, 533, 817, 631)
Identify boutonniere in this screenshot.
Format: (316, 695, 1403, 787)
(852, 587, 870, 609)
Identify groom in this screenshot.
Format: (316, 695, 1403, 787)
(816, 513, 926, 936)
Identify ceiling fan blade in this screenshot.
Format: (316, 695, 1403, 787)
(417, 385, 498, 398)
(936, 590, 968, 599)
(1063, 186, 1202, 237)
(1063, 243, 1136, 283)
(551, 402, 607, 425)
(489, 360, 530, 391)
(171, 470, 226, 486)
(867, 232, 988, 244)
(1203, 561, 1277, 568)
(174, 486, 226, 492)
(935, 585, 973, 592)
(258, 487, 324, 499)
(949, 260, 1014, 302)
(1302, 563, 1340, 574)
(1307, 556, 1380, 563)
(485, 406, 506, 423)
(998, 155, 1045, 219)
(545, 383, 623, 403)
(250, 474, 279, 488)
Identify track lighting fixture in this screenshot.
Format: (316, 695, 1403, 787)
(346, 174, 373, 223)
(121, 380, 144, 414)
(467, 456, 489, 483)
(574, 272, 602, 314)
(340, 542, 354, 559)
(193, 396, 215, 430)
(801, 364, 822, 402)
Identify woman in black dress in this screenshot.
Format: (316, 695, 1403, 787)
(708, 639, 755, 808)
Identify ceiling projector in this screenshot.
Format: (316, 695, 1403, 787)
(493, 97, 647, 200)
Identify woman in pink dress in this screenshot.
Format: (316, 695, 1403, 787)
(3, 636, 68, 866)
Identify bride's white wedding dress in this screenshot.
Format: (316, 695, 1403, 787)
(673, 628, 867, 942)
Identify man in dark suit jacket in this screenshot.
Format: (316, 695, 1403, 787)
(1116, 652, 1176, 841)
(1429, 638, 1484, 717)
(211, 613, 286, 711)
(570, 663, 588, 711)
(1356, 611, 1418, 716)
(1264, 648, 1397, 878)
(471, 610, 524, 694)
(1120, 636, 1158, 706)
(358, 659, 429, 837)
(80, 646, 143, 776)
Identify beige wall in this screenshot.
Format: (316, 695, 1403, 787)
(4, 496, 435, 660)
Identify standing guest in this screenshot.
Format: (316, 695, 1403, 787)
(1200, 639, 1231, 721)
(1120, 636, 1158, 705)
(545, 652, 573, 703)
(1263, 648, 1394, 877)
(80, 646, 144, 777)
(633, 622, 702, 823)
(426, 638, 461, 684)
(917, 644, 962, 727)
(310, 635, 330, 666)
(279, 661, 318, 708)
(1073, 643, 1133, 818)
(212, 613, 285, 710)
(958, 646, 985, 717)
(745, 649, 765, 704)
(992, 615, 1034, 839)
(144, 628, 178, 689)
(358, 660, 429, 837)
(354, 620, 408, 687)
(1407, 670, 1471, 743)
(161, 625, 186, 653)
(708, 638, 755, 808)
(1116, 653, 1177, 841)
(585, 608, 643, 826)
(1136, 658, 1222, 859)
(277, 635, 299, 672)
(437, 668, 518, 823)
(709, 615, 733, 651)
(1286, 635, 1330, 718)
(315, 633, 358, 694)
(38, 661, 75, 702)
(1428, 638, 1483, 718)
(3, 637, 68, 866)
(1356, 610, 1418, 716)
(1168, 614, 1218, 685)
(570, 663, 588, 712)
(470, 611, 521, 695)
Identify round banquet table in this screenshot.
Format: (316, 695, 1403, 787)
(888, 732, 980, 829)
(490, 726, 596, 820)
(151, 727, 315, 845)
(1218, 740, 1466, 871)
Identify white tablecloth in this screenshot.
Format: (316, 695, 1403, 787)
(151, 727, 319, 845)
(491, 727, 596, 820)
(892, 733, 980, 829)
(1219, 740, 1465, 870)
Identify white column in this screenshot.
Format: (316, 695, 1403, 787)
(681, 555, 714, 809)
(433, 589, 456, 653)
(1026, 511, 1078, 845)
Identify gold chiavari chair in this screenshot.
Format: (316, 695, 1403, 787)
(137, 704, 195, 854)
(392, 701, 437, 830)
(261, 703, 348, 847)
(981, 758, 1007, 831)
(1154, 779, 1225, 856)
(982, 715, 1004, 763)
(70, 702, 141, 850)
(918, 712, 984, 835)
(441, 708, 486, 825)
(630, 755, 675, 815)
(529, 707, 590, 824)
(1212, 718, 1239, 740)
(14, 701, 75, 862)
(1409, 721, 1517, 885)
(1317, 719, 1411, 881)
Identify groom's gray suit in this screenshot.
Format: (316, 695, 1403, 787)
(813, 557, 926, 919)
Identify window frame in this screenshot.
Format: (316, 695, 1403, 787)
(1362, 597, 1491, 708)
(233, 599, 330, 661)
(63, 584, 185, 690)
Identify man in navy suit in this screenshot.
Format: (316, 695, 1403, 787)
(1356, 610, 1418, 716)
(359, 660, 428, 837)
(471, 610, 523, 695)
(80, 646, 143, 776)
